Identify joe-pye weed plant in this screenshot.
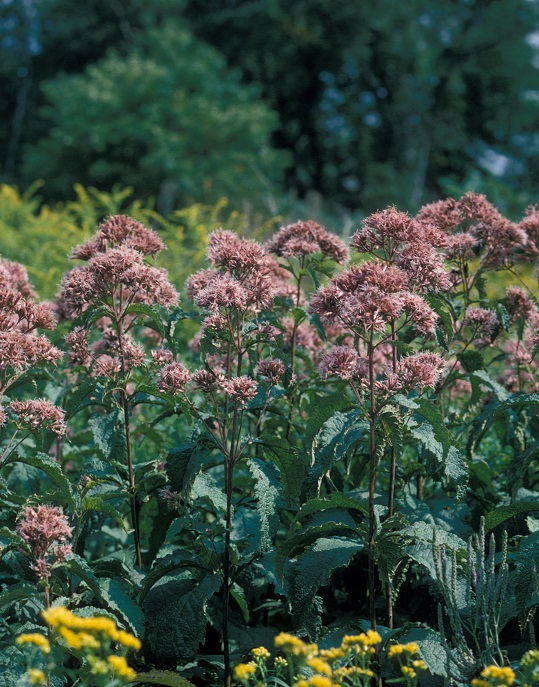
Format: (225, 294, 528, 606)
(4, 193, 539, 686)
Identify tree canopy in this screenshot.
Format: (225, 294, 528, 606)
(2, 0, 539, 214)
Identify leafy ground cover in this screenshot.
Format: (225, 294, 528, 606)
(3, 192, 539, 687)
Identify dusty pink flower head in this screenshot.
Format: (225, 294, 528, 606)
(351, 208, 415, 256)
(58, 246, 178, 316)
(122, 338, 146, 368)
(17, 504, 73, 580)
(157, 362, 190, 394)
(10, 399, 66, 435)
(0, 331, 63, 373)
(505, 286, 538, 323)
(395, 241, 451, 293)
(400, 293, 439, 337)
(70, 215, 166, 259)
(151, 348, 174, 366)
(64, 327, 90, 365)
(220, 375, 258, 405)
(266, 220, 349, 263)
(257, 358, 285, 384)
(462, 307, 498, 337)
(396, 352, 445, 390)
(319, 346, 363, 381)
(0, 258, 36, 299)
(416, 198, 464, 236)
(192, 369, 224, 394)
(207, 229, 269, 272)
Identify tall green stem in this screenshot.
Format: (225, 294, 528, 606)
(122, 391, 142, 568)
(367, 333, 377, 630)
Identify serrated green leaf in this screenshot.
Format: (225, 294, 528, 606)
(11, 453, 75, 510)
(166, 442, 208, 497)
(0, 581, 38, 610)
(515, 530, 539, 628)
(404, 522, 466, 580)
(306, 410, 368, 497)
(247, 457, 283, 551)
(82, 495, 127, 531)
(459, 349, 485, 373)
(63, 553, 103, 601)
(286, 537, 363, 635)
(132, 671, 195, 687)
(89, 411, 126, 463)
(124, 302, 166, 336)
(276, 517, 361, 584)
(484, 501, 539, 532)
(256, 436, 304, 509)
(99, 577, 145, 636)
(294, 494, 367, 524)
(303, 391, 356, 459)
(143, 575, 221, 663)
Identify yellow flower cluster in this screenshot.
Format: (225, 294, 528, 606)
(471, 665, 515, 687)
(387, 641, 426, 685)
(27, 669, 46, 686)
(387, 642, 421, 657)
(234, 626, 385, 686)
(521, 649, 539, 687)
(275, 632, 318, 657)
(234, 662, 257, 681)
(16, 633, 51, 654)
(42, 606, 141, 650)
(17, 605, 140, 686)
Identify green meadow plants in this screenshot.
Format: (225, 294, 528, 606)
(4, 191, 539, 687)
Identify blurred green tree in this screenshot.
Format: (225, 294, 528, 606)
(184, 0, 539, 212)
(20, 21, 288, 209)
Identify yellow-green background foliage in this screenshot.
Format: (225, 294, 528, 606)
(0, 183, 257, 300)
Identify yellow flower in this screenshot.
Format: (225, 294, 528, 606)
(251, 646, 271, 660)
(112, 629, 142, 651)
(342, 630, 381, 648)
(42, 606, 76, 628)
(108, 655, 137, 680)
(275, 657, 288, 668)
(402, 666, 417, 679)
(319, 648, 345, 662)
(388, 645, 404, 657)
(79, 616, 117, 635)
(307, 676, 332, 687)
(16, 633, 51, 654)
(412, 660, 427, 671)
(402, 642, 420, 655)
(59, 626, 100, 650)
(234, 662, 257, 681)
(306, 658, 332, 676)
(88, 656, 109, 676)
(477, 666, 515, 686)
(295, 681, 309, 687)
(471, 680, 491, 687)
(27, 669, 46, 685)
(275, 632, 317, 656)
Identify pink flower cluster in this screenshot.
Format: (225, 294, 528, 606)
(0, 260, 62, 390)
(416, 192, 529, 270)
(351, 207, 450, 293)
(186, 229, 286, 318)
(310, 260, 438, 337)
(61, 216, 178, 378)
(10, 399, 66, 436)
(16, 504, 73, 580)
(265, 220, 349, 263)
